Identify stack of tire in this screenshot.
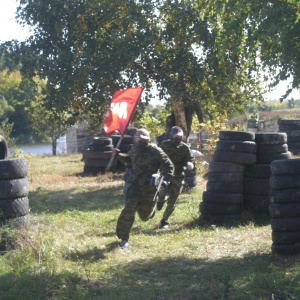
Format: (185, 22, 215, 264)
(243, 163, 272, 216)
(278, 119, 300, 155)
(243, 132, 292, 216)
(83, 135, 134, 174)
(255, 133, 291, 165)
(199, 130, 256, 223)
(269, 159, 300, 255)
(0, 136, 29, 228)
(84, 136, 116, 174)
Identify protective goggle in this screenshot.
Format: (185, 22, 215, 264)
(171, 135, 182, 141)
(134, 136, 148, 143)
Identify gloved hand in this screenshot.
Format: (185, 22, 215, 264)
(187, 162, 194, 170)
(163, 174, 172, 183)
(112, 148, 120, 157)
(159, 181, 169, 198)
(160, 181, 168, 189)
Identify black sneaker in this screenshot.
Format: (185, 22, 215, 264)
(156, 200, 166, 211)
(119, 240, 128, 250)
(159, 220, 169, 229)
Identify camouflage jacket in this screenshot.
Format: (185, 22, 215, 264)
(160, 140, 194, 176)
(117, 143, 174, 185)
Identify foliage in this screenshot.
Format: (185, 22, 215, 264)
(2, 0, 298, 142)
(0, 69, 42, 143)
(1, 0, 265, 136)
(133, 0, 265, 133)
(198, 110, 243, 154)
(133, 111, 162, 139)
(0, 119, 14, 145)
(27, 89, 74, 155)
(0, 96, 14, 122)
(133, 105, 171, 138)
(0, 71, 17, 137)
(211, 0, 300, 101)
(0, 68, 73, 153)
(13, 0, 153, 125)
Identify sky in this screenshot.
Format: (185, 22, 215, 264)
(1, 0, 300, 102)
(0, 0, 31, 42)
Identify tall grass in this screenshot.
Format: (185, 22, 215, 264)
(0, 154, 300, 300)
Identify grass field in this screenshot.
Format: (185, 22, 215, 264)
(0, 154, 300, 300)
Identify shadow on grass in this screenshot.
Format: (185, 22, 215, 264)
(65, 241, 119, 263)
(1, 251, 299, 299)
(65, 247, 107, 262)
(28, 184, 124, 214)
(196, 211, 271, 229)
(132, 215, 271, 239)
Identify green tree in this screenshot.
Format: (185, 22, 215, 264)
(0, 69, 27, 142)
(0, 69, 45, 143)
(133, 105, 171, 139)
(12, 0, 152, 124)
(6, 0, 270, 138)
(28, 99, 72, 156)
(27, 78, 74, 155)
(210, 0, 300, 101)
(0, 69, 70, 152)
(0, 94, 15, 143)
(0, 94, 14, 122)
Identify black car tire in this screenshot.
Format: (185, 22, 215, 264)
(0, 197, 29, 218)
(0, 178, 29, 200)
(0, 158, 28, 180)
(208, 161, 245, 173)
(271, 158, 300, 175)
(255, 132, 287, 145)
(202, 191, 243, 205)
(0, 135, 8, 160)
(218, 130, 255, 141)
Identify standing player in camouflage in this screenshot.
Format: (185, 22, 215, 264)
(114, 128, 174, 249)
(157, 126, 195, 229)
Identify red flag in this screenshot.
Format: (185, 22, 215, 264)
(103, 87, 143, 135)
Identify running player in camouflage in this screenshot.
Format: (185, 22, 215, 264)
(114, 128, 174, 249)
(157, 126, 195, 229)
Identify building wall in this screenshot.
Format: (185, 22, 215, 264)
(66, 121, 94, 154)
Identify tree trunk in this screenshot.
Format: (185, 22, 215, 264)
(171, 96, 188, 141)
(52, 139, 57, 156)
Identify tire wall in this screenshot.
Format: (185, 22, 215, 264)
(199, 131, 254, 223)
(242, 132, 290, 215)
(0, 158, 29, 228)
(83, 135, 134, 175)
(200, 131, 293, 227)
(278, 119, 300, 155)
(270, 158, 300, 255)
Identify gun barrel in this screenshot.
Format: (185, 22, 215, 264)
(153, 176, 164, 201)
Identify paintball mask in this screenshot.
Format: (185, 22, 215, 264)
(134, 128, 150, 150)
(169, 126, 183, 146)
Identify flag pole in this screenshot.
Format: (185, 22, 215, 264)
(105, 135, 123, 172)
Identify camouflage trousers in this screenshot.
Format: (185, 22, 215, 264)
(116, 182, 157, 241)
(160, 176, 184, 221)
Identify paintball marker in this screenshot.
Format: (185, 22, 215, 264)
(152, 176, 166, 202)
